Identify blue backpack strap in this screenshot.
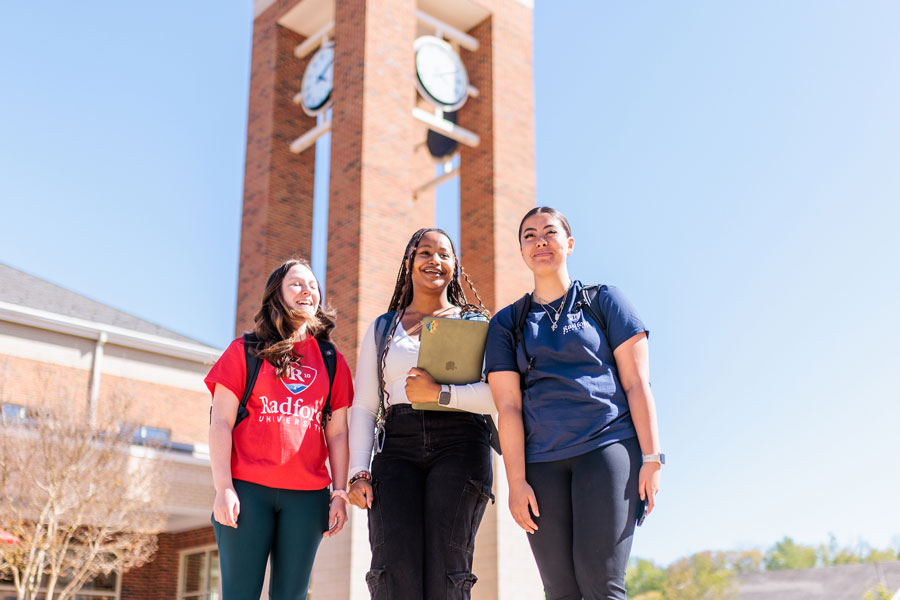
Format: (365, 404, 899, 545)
(511, 293, 533, 391)
(574, 284, 609, 348)
(234, 332, 264, 429)
(373, 311, 396, 433)
(316, 338, 337, 428)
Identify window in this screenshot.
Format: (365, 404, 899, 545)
(0, 570, 119, 599)
(119, 423, 171, 446)
(1, 403, 29, 422)
(179, 546, 220, 600)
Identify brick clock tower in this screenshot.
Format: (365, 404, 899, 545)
(236, 0, 539, 597)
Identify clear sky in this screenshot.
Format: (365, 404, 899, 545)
(2, 1, 898, 566)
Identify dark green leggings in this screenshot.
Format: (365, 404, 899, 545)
(212, 479, 328, 600)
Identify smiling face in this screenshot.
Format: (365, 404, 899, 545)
(280, 263, 320, 317)
(519, 212, 574, 275)
(410, 230, 456, 296)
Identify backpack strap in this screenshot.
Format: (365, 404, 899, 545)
(316, 339, 338, 429)
(511, 293, 534, 391)
(234, 332, 264, 429)
(372, 311, 396, 448)
(574, 284, 609, 347)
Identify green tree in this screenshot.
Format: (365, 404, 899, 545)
(863, 583, 892, 600)
(764, 537, 818, 570)
(727, 549, 764, 574)
(662, 552, 735, 600)
(865, 548, 898, 563)
(626, 558, 666, 596)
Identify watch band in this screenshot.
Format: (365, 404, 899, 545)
(642, 453, 666, 465)
(438, 385, 452, 406)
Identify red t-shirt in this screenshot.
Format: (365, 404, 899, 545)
(205, 336, 353, 490)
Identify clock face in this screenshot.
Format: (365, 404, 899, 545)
(414, 36, 469, 111)
(300, 44, 334, 114)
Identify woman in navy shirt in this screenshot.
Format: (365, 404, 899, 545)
(484, 206, 663, 600)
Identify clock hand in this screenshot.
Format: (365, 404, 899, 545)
(317, 58, 334, 82)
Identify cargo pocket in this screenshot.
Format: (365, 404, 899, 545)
(447, 571, 478, 599)
(365, 568, 387, 600)
(449, 479, 494, 552)
(368, 480, 385, 548)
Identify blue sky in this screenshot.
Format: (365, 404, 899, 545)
(2, 1, 898, 565)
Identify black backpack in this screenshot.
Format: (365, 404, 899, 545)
(511, 284, 609, 392)
(232, 332, 338, 429)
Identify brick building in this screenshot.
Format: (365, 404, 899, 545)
(0, 263, 222, 600)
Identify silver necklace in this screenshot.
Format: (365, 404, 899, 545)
(534, 284, 570, 331)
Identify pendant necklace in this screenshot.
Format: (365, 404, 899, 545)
(534, 283, 570, 331)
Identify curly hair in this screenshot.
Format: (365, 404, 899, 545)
(377, 228, 489, 416)
(251, 258, 336, 377)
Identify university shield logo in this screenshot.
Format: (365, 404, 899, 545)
(281, 364, 318, 394)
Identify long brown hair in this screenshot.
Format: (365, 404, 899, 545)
(378, 228, 488, 407)
(252, 258, 336, 376)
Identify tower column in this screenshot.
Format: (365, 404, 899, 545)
(326, 0, 433, 369)
(235, 7, 318, 335)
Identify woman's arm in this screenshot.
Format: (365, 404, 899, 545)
(488, 371, 540, 534)
(614, 332, 662, 514)
(348, 322, 380, 509)
(404, 369, 495, 414)
(209, 384, 240, 527)
(323, 406, 349, 537)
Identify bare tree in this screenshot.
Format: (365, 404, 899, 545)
(0, 390, 167, 600)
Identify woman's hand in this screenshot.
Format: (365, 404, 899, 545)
(639, 462, 661, 515)
(323, 496, 348, 538)
(213, 486, 240, 528)
(348, 480, 374, 509)
(508, 479, 540, 534)
(405, 367, 440, 404)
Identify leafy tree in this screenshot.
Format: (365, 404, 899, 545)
(726, 549, 764, 574)
(0, 396, 166, 600)
(764, 537, 818, 570)
(626, 557, 666, 596)
(865, 548, 899, 563)
(863, 583, 892, 600)
(662, 551, 735, 600)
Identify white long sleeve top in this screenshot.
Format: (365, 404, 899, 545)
(348, 316, 496, 479)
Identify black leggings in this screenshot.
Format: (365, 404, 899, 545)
(525, 437, 641, 600)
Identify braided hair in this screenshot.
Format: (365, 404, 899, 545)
(377, 228, 489, 415)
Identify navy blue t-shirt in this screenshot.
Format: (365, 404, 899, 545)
(484, 281, 648, 463)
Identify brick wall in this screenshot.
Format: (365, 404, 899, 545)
(235, 0, 319, 336)
(460, 2, 536, 315)
(0, 354, 209, 446)
(120, 526, 216, 600)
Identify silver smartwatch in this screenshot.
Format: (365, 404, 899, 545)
(438, 384, 452, 406)
(642, 453, 666, 465)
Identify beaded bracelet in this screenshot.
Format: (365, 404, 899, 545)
(348, 471, 372, 487)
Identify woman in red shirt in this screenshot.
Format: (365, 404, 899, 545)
(206, 258, 353, 599)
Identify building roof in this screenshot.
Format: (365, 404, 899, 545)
(0, 263, 203, 346)
(738, 561, 900, 600)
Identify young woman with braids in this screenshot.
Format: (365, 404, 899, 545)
(484, 207, 662, 600)
(206, 258, 353, 599)
(347, 228, 495, 600)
